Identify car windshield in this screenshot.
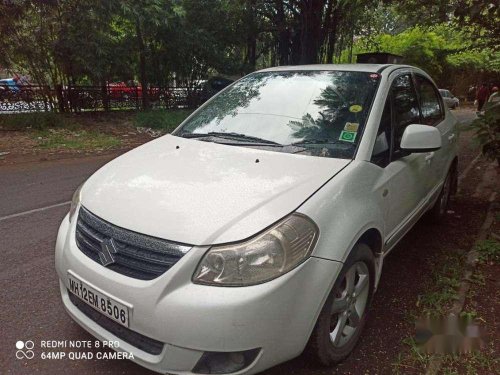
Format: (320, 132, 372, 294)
(175, 70, 380, 159)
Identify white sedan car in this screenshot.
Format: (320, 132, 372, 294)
(439, 89, 459, 109)
(55, 64, 458, 374)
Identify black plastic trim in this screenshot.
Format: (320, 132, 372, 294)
(76, 206, 191, 280)
(68, 292, 164, 355)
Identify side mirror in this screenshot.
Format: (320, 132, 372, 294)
(400, 124, 441, 153)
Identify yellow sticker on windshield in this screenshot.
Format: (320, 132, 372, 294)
(344, 122, 359, 132)
(349, 104, 362, 113)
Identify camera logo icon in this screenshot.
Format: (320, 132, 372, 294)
(16, 340, 35, 359)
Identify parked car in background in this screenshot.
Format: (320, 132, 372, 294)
(439, 89, 459, 109)
(108, 81, 162, 102)
(0, 78, 20, 92)
(0, 81, 7, 99)
(0, 77, 36, 101)
(108, 81, 142, 99)
(199, 76, 234, 102)
(56, 64, 458, 375)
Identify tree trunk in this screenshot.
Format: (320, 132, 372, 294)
(290, 29, 302, 65)
(245, 0, 257, 71)
(298, 0, 323, 64)
(325, 4, 339, 63)
(275, 0, 290, 65)
(348, 27, 354, 63)
(136, 18, 150, 110)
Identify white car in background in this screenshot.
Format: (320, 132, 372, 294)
(439, 89, 459, 109)
(56, 64, 458, 374)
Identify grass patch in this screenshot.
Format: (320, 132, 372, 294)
(392, 337, 432, 375)
(439, 347, 500, 375)
(392, 238, 500, 374)
(474, 239, 500, 264)
(133, 109, 193, 132)
(0, 112, 69, 131)
(393, 322, 497, 375)
(415, 252, 465, 314)
(392, 251, 466, 374)
(34, 129, 121, 150)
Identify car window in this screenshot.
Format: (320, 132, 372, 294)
(371, 98, 392, 167)
(415, 75, 444, 126)
(391, 74, 420, 155)
(176, 71, 380, 159)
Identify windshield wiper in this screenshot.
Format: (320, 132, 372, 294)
(290, 138, 352, 147)
(180, 132, 282, 145)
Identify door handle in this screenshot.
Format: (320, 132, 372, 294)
(425, 152, 435, 163)
(448, 133, 456, 142)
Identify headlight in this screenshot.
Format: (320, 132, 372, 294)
(68, 184, 83, 223)
(193, 213, 318, 286)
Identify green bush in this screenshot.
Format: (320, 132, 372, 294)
(133, 109, 193, 132)
(0, 112, 67, 131)
(471, 102, 500, 164)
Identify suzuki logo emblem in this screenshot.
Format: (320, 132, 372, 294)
(99, 238, 118, 266)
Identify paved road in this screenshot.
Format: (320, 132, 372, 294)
(452, 106, 478, 126)
(0, 110, 485, 374)
(0, 155, 117, 217)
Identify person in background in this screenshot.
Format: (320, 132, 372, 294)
(476, 83, 489, 111)
(488, 86, 499, 103)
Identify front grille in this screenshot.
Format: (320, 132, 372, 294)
(75, 206, 191, 280)
(68, 292, 164, 355)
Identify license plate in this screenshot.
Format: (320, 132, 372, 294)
(68, 274, 130, 327)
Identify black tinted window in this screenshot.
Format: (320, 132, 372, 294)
(416, 75, 443, 125)
(391, 74, 420, 151)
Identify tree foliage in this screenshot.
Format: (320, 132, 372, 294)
(471, 102, 500, 163)
(348, 22, 499, 90)
(0, 0, 498, 92)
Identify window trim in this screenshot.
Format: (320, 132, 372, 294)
(413, 73, 445, 126)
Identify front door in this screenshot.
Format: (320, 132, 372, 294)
(373, 73, 434, 247)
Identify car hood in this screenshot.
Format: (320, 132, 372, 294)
(81, 135, 350, 245)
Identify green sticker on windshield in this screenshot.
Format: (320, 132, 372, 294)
(339, 130, 357, 143)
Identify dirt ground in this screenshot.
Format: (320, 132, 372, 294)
(0, 112, 153, 165)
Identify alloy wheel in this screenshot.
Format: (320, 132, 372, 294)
(329, 261, 370, 348)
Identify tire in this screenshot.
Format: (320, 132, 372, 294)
(306, 243, 375, 366)
(426, 167, 455, 223)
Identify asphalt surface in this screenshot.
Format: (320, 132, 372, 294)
(0, 110, 483, 374)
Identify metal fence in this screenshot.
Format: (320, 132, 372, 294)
(0, 85, 204, 113)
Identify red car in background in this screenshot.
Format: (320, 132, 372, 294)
(108, 81, 142, 99)
(108, 81, 161, 101)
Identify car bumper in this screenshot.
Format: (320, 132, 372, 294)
(55, 213, 342, 374)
